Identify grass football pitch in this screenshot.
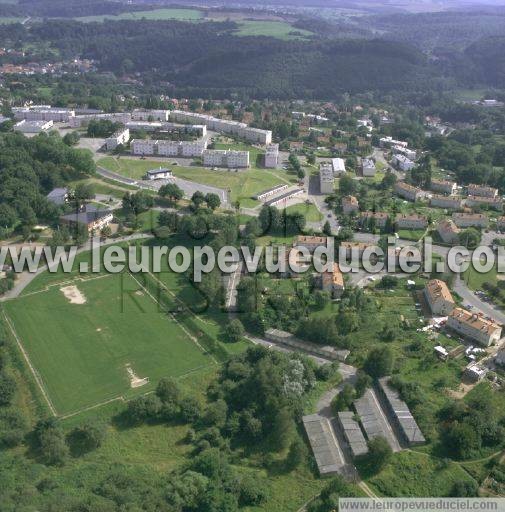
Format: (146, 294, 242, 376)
(3, 272, 212, 416)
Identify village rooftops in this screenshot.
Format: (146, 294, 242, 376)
(425, 279, 454, 305)
(449, 307, 500, 335)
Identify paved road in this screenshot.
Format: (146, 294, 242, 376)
(0, 233, 153, 301)
(97, 166, 229, 206)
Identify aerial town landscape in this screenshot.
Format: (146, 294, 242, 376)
(1, 0, 505, 510)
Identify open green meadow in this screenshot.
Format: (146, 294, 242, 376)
(74, 8, 203, 23)
(3, 272, 212, 416)
(98, 156, 295, 208)
(233, 20, 313, 40)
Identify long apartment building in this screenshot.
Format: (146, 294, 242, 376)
(202, 149, 249, 168)
(264, 144, 279, 168)
(170, 110, 272, 144)
(395, 213, 427, 229)
(431, 179, 457, 195)
(392, 154, 415, 172)
(430, 194, 462, 209)
(105, 128, 129, 151)
(447, 308, 502, 346)
(13, 106, 75, 123)
(379, 136, 408, 148)
(131, 138, 208, 157)
(452, 213, 489, 228)
(467, 184, 498, 198)
(394, 181, 422, 201)
(392, 145, 417, 161)
(466, 195, 503, 210)
(424, 279, 455, 316)
(131, 109, 170, 122)
(69, 112, 131, 128)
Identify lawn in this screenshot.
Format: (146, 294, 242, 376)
(98, 156, 294, 208)
(3, 272, 212, 416)
(0, 16, 23, 23)
(367, 451, 476, 497)
(285, 202, 323, 223)
(463, 262, 497, 291)
(233, 20, 313, 40)
(397, 229, 427, 241)
(74, 8, 203, 23)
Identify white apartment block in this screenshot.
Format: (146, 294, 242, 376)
(379, 136, 408, 148)
(447, 308, 502, 347)
(131, 139, 158, 156)
(69, 112, 131, 128)
(392, 145, 417, 161)
(170, 110, 272, 145)
(131, 109, 170, 122)
(430, 194, 462, 209)
(319, 163, 334, 194)
(467, 184, 498, 198)
(13, 106, 75, 123)
(437, 219, 460, 244)
(392, 154, 415, 172)
(466, 195, 503, 210)
(424, 279, 455, 316)
(342, 195, 359, 215)
(430, 179, 457, 195)
(264, 144, 279, 168)
(361, 158, 376, 177)
(395, 214, 428, 229)
(452, 213, 489, 228)
(202, 149, 249, 168)
(105, 128, 130, 151)
(131, 138, 207, 157)
(394, 181, 422, 201)
(14, 119, 53, 133)
(332, 158, 346, 175)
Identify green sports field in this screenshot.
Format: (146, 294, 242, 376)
(3, 272, 212, 416)
(75, 8, 203, 23)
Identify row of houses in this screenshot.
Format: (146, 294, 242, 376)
(424, 279, 502, 346)
(264, 188, 304, 207)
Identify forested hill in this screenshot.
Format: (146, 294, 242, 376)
(26, 20, 438, 99)
(464, 36, 505, 88)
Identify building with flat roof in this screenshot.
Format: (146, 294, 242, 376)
(202, 149, 249, 168)
(14, 119, 53, 133)
(131, 109, 170, 122)
(105, 128, 129, 151)
(361, 158, 376, 177)
(264, 143, 279, 168)
(332, 157, 346, 175)
(13, 106, 75, 123)
(60, 208, 113, 233)
(337, 412, 368, 458)
(379, 136, 408, 148)
(255, 184, 289, 201)
(378, 378, 425, 445)
(447, 308, 502, 346)
(46, 188, 69, 206)
(145, 168, 172, 180)
(264, 188, 304, 207)
(392, 154, 415, 172)
(424, 279, 455, 316)
(392, 145, 417, 161)
(319, 163, 334, 194)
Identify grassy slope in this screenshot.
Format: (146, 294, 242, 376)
(98, 156, 295, 208)
(4, 272, 211, 415)
(233, 20, 313, 40)
(285, 202, 323, 222)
